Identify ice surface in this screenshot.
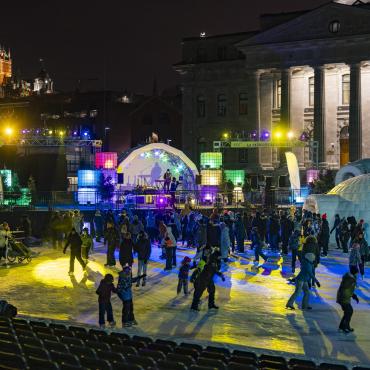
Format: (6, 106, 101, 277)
(0, 243, 369, 365)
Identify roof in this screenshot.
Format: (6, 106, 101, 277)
(182, 30, 258, 42)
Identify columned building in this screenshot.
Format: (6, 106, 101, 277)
(175, 1, 370, 182)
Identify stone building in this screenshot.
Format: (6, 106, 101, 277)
(175, 1, 370, 183)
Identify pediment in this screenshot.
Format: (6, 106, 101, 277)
(238, 2, 370, 47)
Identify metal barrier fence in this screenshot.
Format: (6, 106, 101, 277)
(0, 188, 310, 210)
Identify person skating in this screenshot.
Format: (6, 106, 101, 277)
(339, 218, 350, 253)
(336, 266, 359, 333)
(104, 222, 119, 267)
(81, 227, 93, 264)
(191, 248, 225, 311)
(234, 213, 246, 253)
(330, 214, 342, 249)
(251, 227, 268, 264)
(177, 256, 192, 295)
(286, 253, 320, 310)
(96, 274, 117, 329)
(93, 210, 103, 242)
(357, 232, 369, 278)
(117, 266, 145, 327)
(302, 233, 320, 287)
(119, 232, 134, 269)
(288, 229, 300, 274)
(349, 239, 362, 275)
(134, 231, 151, 286)
(220, 221, 231, 262)
(63, 228, 86, 275)
(318, 213, 330, 256)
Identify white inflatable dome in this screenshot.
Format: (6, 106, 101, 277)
(304, 174, 370, 241)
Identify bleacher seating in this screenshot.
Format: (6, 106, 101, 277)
(0, 317, 368, 370)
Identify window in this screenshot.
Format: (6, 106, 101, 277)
(329, 20, 340, 33)
(273, 79, 281, 109)
(342, 74, 350, 105)
(217, 46, 227, 60)
(197, 95, 206, 117)
(196, 48, 207, 62)
(217, 94, 227, 116)
(239, 149, 248, 163)
(309, 76, 315, 107)
(239, 93, 248, 115)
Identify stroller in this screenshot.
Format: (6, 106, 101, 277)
(7, 238, 32, 264)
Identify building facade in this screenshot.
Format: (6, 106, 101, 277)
(176, 1, 370, 182)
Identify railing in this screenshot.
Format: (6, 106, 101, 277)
(0, 188, 311, 210)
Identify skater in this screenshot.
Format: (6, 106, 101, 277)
(96, 274, 117, 329)
(177, 256, 191, 295)
(330, 214, 342, 249)
(281, 214, 294, 255)
(302, 233, 320, 287)
(81, 227, 93, 264)
(340, 218, 350, 253)
(117, 266, 145, 327)
(220, 221, 231, 262)
(358, 232, 369, 278)
(234, 213, 246, 253)
(93, 210, 104, 242)
(63, 228, 86, 275)
(286, 253, 320, 310)
(318, 213, 330, 256)
(134, 231, 151, 286)
(251, 227, 268, 264)
(119, 232, 134, 269)
(349, 239, 362, 274)
(337, 266, 359, 333)
(191, 248, 225, 311)
(289, 229, 300, 273)
(104, 222, 119, 267)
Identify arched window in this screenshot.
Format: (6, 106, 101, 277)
(197, 95, 206, 117)
(309, 77, 315, 107)
(342, 74, 350, 105)
(239, 93, 248, 115)
(329, 20, 340, 33)
(217, 94, 227, 116)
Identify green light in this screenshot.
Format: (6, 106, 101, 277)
(200, 152, 223, 169)
(224, 170, 245, 186)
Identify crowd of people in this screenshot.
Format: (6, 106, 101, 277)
(0, 205, 368, 333)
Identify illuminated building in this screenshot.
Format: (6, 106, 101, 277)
(176, 1, 370, 185)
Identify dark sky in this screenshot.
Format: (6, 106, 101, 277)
(1, 0, 328, 95)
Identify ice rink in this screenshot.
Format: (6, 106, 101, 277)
(0, 243, 369, 366)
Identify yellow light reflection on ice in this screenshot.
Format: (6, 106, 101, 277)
(33, 257, 107, 288)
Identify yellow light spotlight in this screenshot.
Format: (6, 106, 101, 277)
(59, 130, 65, 137)
(48, 130, 53, 135)
(223, 132, 229, 139)
(4, 127, 13, 136)
(287, 131, 294, 139)
(274, 131, 282, 139)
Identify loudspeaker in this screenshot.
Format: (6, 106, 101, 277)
(117, 173, 124, 184)
(195, 175, 202, 185)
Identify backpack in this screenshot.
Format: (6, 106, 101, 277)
(0, 300, 17, 318)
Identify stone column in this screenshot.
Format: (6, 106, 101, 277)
(349, 63, 362, 162)
(248, 70, 261, 166)
(313, 65, 326, 165)
(280, 68, 291, 127)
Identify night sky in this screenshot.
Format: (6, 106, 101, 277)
(1, 0, 329, 95)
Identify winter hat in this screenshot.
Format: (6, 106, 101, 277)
(350, 265, 359, 275)
(304, 253, 316, 263)
(183, 256, 191, 264)
(322, 213, 327, 220)
(104, 274, 114, 283)
(360, 219, 364, 224)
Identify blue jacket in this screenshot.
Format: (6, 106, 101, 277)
(296, 258, 315, 282)
(117, 272, 133, 301)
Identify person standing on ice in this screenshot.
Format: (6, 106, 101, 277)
(134, 231, 151, 286)
(286, 252, 320, 310)
(318, 213, 330, 256)
(337, 265, 359, 333)
(63, 227, 86, 275)
(104, 222, 119, 267)
(191, 248, 225, 311)
(220, 221, 231, 262)
(251, 226, 268, 264)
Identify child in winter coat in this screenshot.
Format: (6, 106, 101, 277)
(177, 256, 191, 295)
(96, 274, 117, 328)
(117, 266, 145, 327)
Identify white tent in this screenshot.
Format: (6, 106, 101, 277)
(304, 174, 370, 241)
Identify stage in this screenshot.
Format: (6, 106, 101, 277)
(0, 243, 369, 366)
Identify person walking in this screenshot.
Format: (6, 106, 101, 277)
(286, 253, 320, 310)
(63, 228, 86, 275)
(134, 231, 151, 286)
(337, 266, 359, 333)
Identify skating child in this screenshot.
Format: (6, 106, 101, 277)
(117, 265, 146, 327)
(96, 274, 117, 329)
(177, 256, 191, 295)
(81, 227, 93, 264)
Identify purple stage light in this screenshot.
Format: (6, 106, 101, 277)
(260, 129, 270, 141)
(251, 130, 258, 140)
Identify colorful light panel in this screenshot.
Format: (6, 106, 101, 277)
(78, 170, 99, 187)
(200, 152, 223, 169)
(78, 188, 98, 204)
(224, 170, 245, 186)
(95, 152, 118, 169)
(0, 169, 12, 187)
(201, 170, 222, 186)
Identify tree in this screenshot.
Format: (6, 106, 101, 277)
(309, 169, 335, 194)
(97, 173, 115, 202)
